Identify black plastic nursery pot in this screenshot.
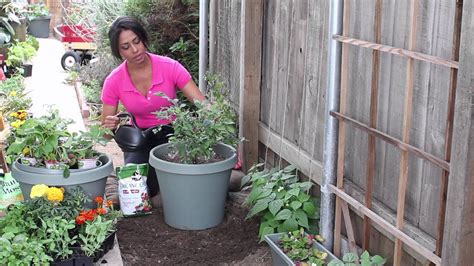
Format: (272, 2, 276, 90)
(22, 64, 33, 77)
(51, 231, 116, 266)
(28, 16, 51, 38)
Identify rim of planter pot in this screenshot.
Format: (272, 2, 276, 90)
(11, 154, 113, 186)
(149, 143, 237, 174)
(30, 16, 51, 21)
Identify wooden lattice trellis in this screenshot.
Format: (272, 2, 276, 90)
(330, 0, 462, 265)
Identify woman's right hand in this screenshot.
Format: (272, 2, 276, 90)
(102, 115, 120, 130)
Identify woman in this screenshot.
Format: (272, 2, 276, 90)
(101, 16, 206, 204)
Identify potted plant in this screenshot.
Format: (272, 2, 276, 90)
(264, 229, 386, 266)
(265, 229, 337, 265)
(0, 185, 122, 265)
(5, 40, 36, 77)
(25, 2, 50, 38)
(148, 76, 239, 230)
(7, 111, 114, 206)
(2, 2, 28, 41)
(241, 164, 321, 241)
(66, 124, 111, 169)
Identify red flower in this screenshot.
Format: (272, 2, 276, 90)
(95, 196, 104, 204)
(76, 215, 86, 225)
(97, 207, 107, 215)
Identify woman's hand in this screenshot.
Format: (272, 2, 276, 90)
(101, 105, 119, 139)
(102, 115, 120, 130)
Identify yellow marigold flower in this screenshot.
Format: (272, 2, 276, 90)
(30, 184, 49, 199)
(46, 187, 64, 202)
(22, 147, 30, 156)
(9, 91, 17, 97)
(11, 120, 25, 128)
(18, 112, 27, 120)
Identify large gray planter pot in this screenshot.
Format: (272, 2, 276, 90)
(28, 16, 51, 38)
(265, 233, 338, 266)
(149, 143, 237, 230)
(11, 154, 113, 208)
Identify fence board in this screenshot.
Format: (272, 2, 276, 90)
(210, 0, 461, 262)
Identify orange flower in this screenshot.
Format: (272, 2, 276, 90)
(97, 207, 107, 215)
(107, 200, 113, 207)
(95, 196, 104, 204)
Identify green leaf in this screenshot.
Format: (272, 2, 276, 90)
(371, 255, 387, 265)
(342, 253, 358, 263)
(293, 209, 309, 228)
(245, 200, 268, 219)
(290, 201, 302, 210)
(282, 217, 298, 232)
(288, 187, 300, 197)
(303, 201, 316, 216)
(240, 174, 251, 187)
(274, 209, 292, 220)
(297, 193, 310, 202)
(299, 181, 313, 191)
(327, 260, 344, 266)
(282, 164, 297, 173)
(257, 188, 272, 200)
(360, 250, 370, 261)
(259, 226, 274, 242)
(246, 187, 263, 204)
(268, 200, 284, 216)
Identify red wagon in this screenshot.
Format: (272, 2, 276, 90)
(54, 25, 97, 70)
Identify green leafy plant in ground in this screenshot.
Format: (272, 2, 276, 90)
(328, 251, 386, 266)
(241, 164, 320, 241)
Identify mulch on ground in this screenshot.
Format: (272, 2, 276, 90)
(116, 200, 269, 265)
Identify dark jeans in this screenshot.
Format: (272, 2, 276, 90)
(123, 125, 173, 197)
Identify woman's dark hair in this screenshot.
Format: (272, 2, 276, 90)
(108, 16, 149, 60)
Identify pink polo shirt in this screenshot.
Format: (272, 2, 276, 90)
(101, 53, 192, 128)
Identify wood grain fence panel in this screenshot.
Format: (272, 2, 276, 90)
(212, 0, 242, 106)
(303, 0, 329, 163)
(418, 0, 456, 238)
(344, 0, 374, 194)
(260, 0, 278, 131)
(273, 0, 292, 139)
(283, 0, 308, 145)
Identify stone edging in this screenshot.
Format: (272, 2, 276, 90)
(73, 81, 90, 119)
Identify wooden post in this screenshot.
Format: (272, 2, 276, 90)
(435, 0, 463, 258)
(333, 0, 351, 257)
(364, 0, 382, 250)
(441, 1, 474, 265)
(239, 0, 263, 173)
(393, 1, 418, 264)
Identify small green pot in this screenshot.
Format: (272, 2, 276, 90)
(149, 143, 237, 230)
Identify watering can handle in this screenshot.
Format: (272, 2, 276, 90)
(116, 112, 140, 129)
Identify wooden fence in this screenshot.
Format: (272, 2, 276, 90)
(209, 0, 472, 265)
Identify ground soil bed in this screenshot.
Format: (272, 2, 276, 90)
(117, 200, 268, 265)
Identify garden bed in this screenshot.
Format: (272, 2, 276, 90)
(116, 200, 271, 264)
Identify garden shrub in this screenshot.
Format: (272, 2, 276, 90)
(124, 0, 199, 80)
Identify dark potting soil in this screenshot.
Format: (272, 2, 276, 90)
(116, 200, 269, 265)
